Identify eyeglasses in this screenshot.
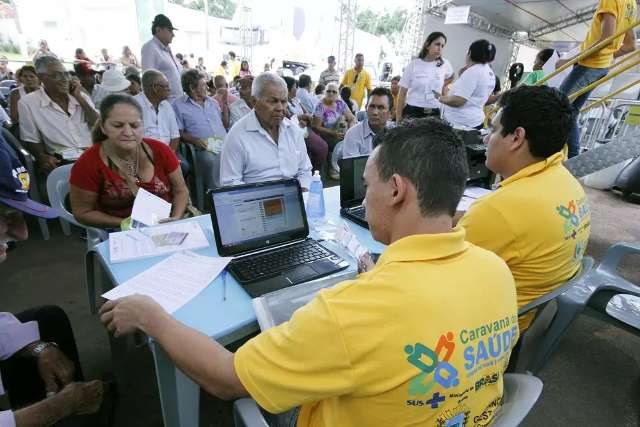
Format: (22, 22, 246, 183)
(325, 90, 337, 93)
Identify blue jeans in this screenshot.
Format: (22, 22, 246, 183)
(558, 64, 609, 158)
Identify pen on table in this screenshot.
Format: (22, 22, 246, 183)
(222, 270, 227, 301)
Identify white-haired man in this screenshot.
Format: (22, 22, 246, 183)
(220, 72, 312, 189)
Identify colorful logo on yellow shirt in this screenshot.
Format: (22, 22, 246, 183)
(405, 316, 518, 411)
(556, 196, 590, 260)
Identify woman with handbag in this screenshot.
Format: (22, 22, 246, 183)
(69, 94, 189, 228)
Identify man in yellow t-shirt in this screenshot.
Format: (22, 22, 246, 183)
(460, 85, 591, 332)
(98, 120, 519, 427)
(340, 53, 373, 109)
(557, 0, 636, 158)
(229, 51, 241, 78)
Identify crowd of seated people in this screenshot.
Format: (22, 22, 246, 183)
(1, 5, 615, 425)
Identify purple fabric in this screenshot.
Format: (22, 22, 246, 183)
(314, 99, 347, 129)
(0, 312, 40, 398)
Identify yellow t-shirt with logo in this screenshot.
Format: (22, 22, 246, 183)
(340, 68, 373, 109)
(579, 0, 637, 69)
(234, 227, 519, 427)
(460, 153, 591, 331)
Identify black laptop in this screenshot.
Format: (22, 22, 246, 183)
(210, 179, 349, 298)
(339, 155, 369, 228)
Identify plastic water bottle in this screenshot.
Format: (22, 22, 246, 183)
(306, 170, 325, 221)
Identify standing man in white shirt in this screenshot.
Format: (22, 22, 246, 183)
(220, 72, 312, 189)
(141, 14, 183, 101)
(342, 87, 392, 158)
(134, 69, 189, 177)
(19, 56, 98, 173)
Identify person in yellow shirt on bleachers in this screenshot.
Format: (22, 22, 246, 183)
(340, 53, 373, 110)
(99, 119, 520, 427)
(557, 0, 636, 158)
(460, 85, 591, 332)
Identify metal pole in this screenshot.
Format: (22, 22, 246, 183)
(581, 78, 640, 112)
(536, 20, 640, 86)
(204, 0, 210, 50)
(568, 56, 640, 101)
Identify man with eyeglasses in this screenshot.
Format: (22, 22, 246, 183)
(342, 87, 393, 158)
(340, 53, 373, 110)
(18, 56, 98, 174)
(141, 14, 183, 101)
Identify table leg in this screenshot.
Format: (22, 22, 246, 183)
(151, 342, 200, 427)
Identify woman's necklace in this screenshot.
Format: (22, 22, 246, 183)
(105, 142, 141, 185)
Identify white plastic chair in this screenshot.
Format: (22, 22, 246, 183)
(233, 373, 543, 427)
(46, 164, 108, 313)
(331, 140, 344, 173)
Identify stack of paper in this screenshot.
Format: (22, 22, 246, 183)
(131, 188, 172, 226)
(102, 251, 231, 313)
(109, 221, 210, 263)
(457, 186, 493, 212)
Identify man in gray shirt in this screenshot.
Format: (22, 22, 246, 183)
(141, 14, 183, 100)
(319, 55, 340, 87)
(342, 87, 393, 158)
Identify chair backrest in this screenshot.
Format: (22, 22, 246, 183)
(490, 373, 543, 427)
(46, 164, 82, 227)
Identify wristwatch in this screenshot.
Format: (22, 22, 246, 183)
(31, 341, 58, 357)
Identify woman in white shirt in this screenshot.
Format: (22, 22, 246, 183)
(437, 39, 497, 130)
(396, 32, 453, 122)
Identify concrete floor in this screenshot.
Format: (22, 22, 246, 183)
(1, 186, 639, 427)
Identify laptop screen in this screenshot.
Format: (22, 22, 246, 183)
(210, 179, 309, 256)
(339, 155, 368, 208)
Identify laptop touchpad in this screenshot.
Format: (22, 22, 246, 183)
(285, 265, 317, 284)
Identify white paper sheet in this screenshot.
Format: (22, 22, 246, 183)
(131, 188, 172, 226)
(102, 251, 231, 313)
(109, 221, 210, 263)
(545, 48, 578, 89)
(463, 186, 493, 199)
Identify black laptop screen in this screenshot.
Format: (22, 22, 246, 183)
(339, 155, 368, 207)
(210, 180, 309, 256)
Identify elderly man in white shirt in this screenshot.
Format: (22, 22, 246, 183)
(220, 72, 312, 189)
(342, 87, 393, 159)
(141, 14, 183, 100)
(19, 56, 98, 173)
(134, 69, 190, 176)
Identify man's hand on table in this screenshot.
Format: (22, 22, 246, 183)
(99, 294, 168, 337)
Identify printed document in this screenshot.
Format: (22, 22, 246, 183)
(102, 251, 231, 313)
(109, 221, 209, 263)
(131, 188, 172, 226)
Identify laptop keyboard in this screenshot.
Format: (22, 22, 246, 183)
(229, 240, 331, 283)
(349, 205, 366, 220)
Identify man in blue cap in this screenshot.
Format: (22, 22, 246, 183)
(0, 137, 105, 426)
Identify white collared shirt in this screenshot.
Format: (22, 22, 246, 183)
(133, 92, 180, 144)
(220, 111, 312, 188)
(342, 119, 376, 158)
(141, 37, 183, 100)
(229, 98, 253, 128)
(18, 88, 95, 154)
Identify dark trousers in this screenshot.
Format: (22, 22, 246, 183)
(0, 306, 87, 426)
(305, 129, 329, 172)
(402, 104, 441, 120)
